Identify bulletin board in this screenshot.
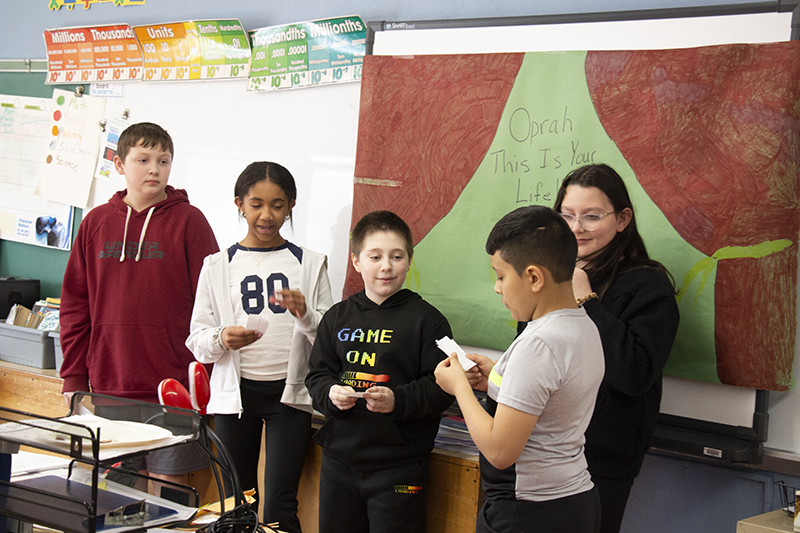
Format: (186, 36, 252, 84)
(0, 71, 81, 298)
(363, 7, 799, 461)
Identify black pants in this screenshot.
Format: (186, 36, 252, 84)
(477, 487, 601, 533)
(318, 453, 429, 533)
(214, 378, 311, 533)
(592, 476, 634, 533)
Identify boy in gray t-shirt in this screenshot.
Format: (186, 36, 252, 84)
(435, 205, 604, 533)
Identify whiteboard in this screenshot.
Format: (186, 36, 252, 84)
(372, 10, 795, 451)
(89, 80, 361, 301)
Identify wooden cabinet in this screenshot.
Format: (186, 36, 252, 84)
(293, 438, 482, 533)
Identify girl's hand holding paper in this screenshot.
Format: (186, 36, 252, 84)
(270, 288, 307, 318)
(221, 325, 262, 350)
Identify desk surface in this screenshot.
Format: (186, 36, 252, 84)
(737, 509, 795, 533)
(0, 359, 59, 378)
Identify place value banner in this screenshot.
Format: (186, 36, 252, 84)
(133, 20, 250, 81)
(44, 24, 143, 84)
(248, 15, 366, 91)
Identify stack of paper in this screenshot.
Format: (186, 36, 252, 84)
(435, 416, 479, 456)
(0, 414, 191, 461)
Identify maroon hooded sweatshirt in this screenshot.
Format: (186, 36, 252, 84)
(60, 186, 219, 402)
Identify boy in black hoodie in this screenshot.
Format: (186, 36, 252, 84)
(305, 210, 453, 533)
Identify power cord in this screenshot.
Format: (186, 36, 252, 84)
(196, 503, 267, 533)
(198, 424, 272, 533)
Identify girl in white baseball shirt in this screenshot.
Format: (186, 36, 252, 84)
(187, 162, 333, 533)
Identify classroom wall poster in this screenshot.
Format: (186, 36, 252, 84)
(248, 16, 366, 91)
(48, 0, 145, 11)
(44, 24, 143, 84)
(87, 108, 128, 212)
(133, 20, 250, 81)
(94, 110, 128, 183)
(0, 94, 74, 250)
(35, 88, 105, 208)
(350, 42, 800, 391)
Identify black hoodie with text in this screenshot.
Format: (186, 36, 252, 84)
(306, 289, 454, 467)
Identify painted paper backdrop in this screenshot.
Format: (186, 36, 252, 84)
(349, 41, 800, 391)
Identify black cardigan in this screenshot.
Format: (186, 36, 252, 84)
(581, 264, 679, 480)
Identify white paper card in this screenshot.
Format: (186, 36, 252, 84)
(436, 336, 477, 371)
(246, 314, 269, 334)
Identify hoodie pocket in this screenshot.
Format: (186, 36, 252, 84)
(87, 324, 185, 396)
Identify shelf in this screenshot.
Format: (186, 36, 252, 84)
(0, 392, 203, 533)
(0, 480, 97, 533)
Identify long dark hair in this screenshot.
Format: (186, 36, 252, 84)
(553, 164, 674, 297)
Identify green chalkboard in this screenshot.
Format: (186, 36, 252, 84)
(0, 71, 82, 299)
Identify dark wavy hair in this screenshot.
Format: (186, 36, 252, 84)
(553, 164, 674, 297)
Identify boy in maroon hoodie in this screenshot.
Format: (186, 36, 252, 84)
(60, 122, 219, 488)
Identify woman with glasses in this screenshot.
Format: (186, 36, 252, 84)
(554, 163, 679, 533)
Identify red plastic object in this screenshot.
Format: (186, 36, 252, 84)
(157, 378, 193, 410)
(189, 362, 211, 415)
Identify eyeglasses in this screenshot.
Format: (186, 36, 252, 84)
(559, 212, 615, 231)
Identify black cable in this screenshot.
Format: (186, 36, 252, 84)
(141, 409, 232, 512)
(196, 503, 268, 533)
(198, 419, 227, 514)
(202, 425, 243, 506)
(191, 421, 266, 532)
(142, 403, 256, 528)
(142, 408, 245, 517)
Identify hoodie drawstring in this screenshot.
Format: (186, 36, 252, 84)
(120, 205, 156, 262)
(119, 206, 132, 262)
(135, 207, 155, 262)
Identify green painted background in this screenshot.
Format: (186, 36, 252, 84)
(404, 52, 719, 383)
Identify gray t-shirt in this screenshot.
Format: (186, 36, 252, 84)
(487, 307, 604, 501)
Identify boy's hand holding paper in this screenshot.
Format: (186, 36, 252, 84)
(436, 336, 477, 371)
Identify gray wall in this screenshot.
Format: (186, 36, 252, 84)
(0, 0, 774, 59)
